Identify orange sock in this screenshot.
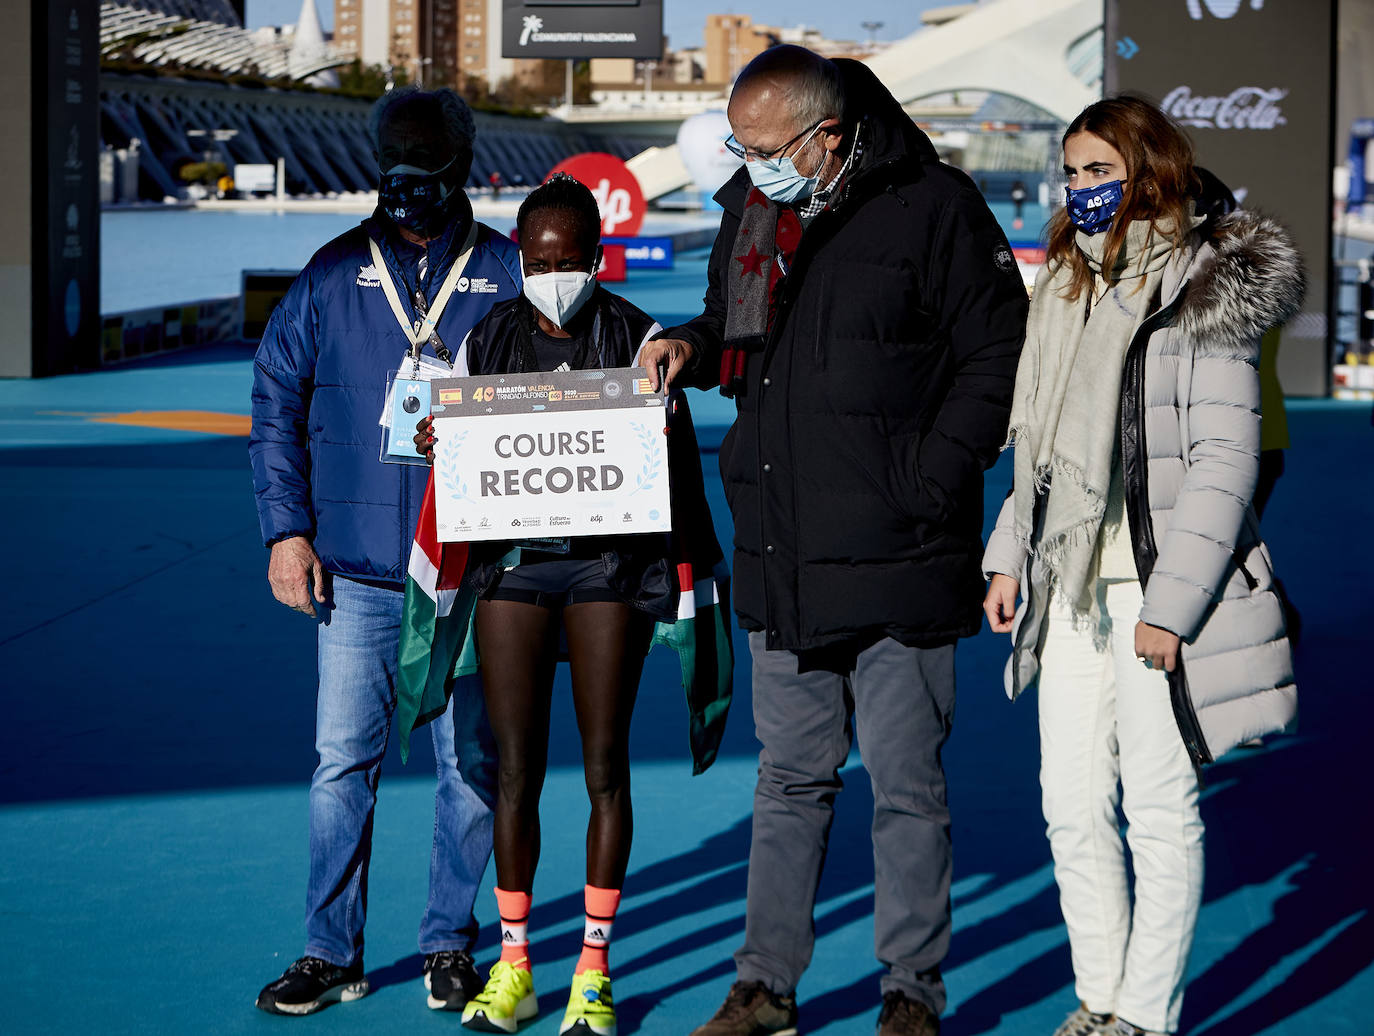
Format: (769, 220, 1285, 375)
(575, 885, 622, 975)
(494, 887, 532, 970)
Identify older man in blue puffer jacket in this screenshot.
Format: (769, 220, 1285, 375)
(249, 86, 521, 1017)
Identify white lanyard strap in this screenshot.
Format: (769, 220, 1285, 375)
(369, 223, 479, 353)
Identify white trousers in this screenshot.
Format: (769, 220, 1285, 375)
(1038, 579, 1204, 1034)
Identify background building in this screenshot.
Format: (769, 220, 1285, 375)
(703, 15, 770, 86)
(331, 0, 551, 95)
(333, 0, 418, 76)
(699, 14, 887, 87)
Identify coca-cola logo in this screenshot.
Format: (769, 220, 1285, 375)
(1161, 86, 1287, 130)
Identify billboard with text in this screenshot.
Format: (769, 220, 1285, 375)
(1105, 0, 1336, 396)
(503, 0, 663, 60)
(40, 1, 100, 375)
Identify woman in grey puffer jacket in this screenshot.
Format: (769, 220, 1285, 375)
(982, 98, 1301, 1036)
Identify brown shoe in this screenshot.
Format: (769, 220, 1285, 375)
(689, 980, 799, 1036)
(877, 990, 939, 1036)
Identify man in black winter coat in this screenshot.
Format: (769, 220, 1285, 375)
(642, 46, 1027, 1036)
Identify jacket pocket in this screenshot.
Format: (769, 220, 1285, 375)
(888, 428, 948, 528)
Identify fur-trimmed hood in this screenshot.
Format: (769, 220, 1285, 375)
(1173, 210, 1306, 349)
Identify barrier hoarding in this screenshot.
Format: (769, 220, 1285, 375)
(241, 269, 300, 339)
(23, 1, 100, 376)
(1104, 0, 1337, 396)
(604, 236, 674, 269)
(549, 153, 647, 237)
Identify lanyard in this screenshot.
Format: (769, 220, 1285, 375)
(369, 223, 479, 362)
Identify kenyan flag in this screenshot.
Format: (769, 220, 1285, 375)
(395, 470, 475, 763)
(651, 557, 734, 775)
(647, 392, 734, 774)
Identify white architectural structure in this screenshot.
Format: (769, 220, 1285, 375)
(616, 0, 1104, 202)
(625, 146, 692, 200)
(864, 0, 1101, 122)
(100, 1, 348, 80)
(290, 0, 338, 86)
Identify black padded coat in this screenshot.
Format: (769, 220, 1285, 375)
(661, 60, 1029, 651)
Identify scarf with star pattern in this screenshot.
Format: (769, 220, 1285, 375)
(720, 188, 801, 397)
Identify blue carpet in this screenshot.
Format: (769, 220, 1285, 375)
(0, 264, 1370, 1033)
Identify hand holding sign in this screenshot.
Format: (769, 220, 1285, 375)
(414, 414, 436, 464)
(639, 338, 696, 391)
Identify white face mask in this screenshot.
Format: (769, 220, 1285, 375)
(521, 256, 598, 328)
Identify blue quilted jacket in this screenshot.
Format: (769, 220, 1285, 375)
(249, 203, 521, 583)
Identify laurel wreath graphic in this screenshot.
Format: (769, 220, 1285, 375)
(628, 421, 663, 496)
(437, 430, 473, 502)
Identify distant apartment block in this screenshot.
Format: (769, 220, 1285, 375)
(703, 15, 770, 86)
(333, 0, 539, 92)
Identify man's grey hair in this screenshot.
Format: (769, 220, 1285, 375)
(735, 45, 845, 131)
(368, 85, 477, 152)
(787, 58, 844, 128)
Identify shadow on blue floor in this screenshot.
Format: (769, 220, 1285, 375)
(1177, 736, 1374, 1036)
(0, 386, 1370, 1032)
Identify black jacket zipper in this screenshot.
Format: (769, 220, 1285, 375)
(1118, 293, 1215, 774)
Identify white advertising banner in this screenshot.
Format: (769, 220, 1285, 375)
(429, 366, 671, 542)
(233, 163, 277, 193)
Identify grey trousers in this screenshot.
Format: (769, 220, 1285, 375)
(734, 632, 956, 1014)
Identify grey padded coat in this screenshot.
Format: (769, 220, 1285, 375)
(983, 209, 1304, 767)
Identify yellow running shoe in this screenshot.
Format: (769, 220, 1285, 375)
(461, 959, 537, 1033)
(559, 969, 616, 1036)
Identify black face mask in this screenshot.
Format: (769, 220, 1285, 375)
(379, 161, 457, 238)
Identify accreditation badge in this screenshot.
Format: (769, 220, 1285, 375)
(379, 352, 453, 465)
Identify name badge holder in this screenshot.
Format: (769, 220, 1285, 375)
(375, 228, 477, 465)
(381, 361, 453, 464)
(509, 537, 572, 554)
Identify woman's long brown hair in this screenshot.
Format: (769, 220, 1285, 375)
(1046, 95, 1202, 301)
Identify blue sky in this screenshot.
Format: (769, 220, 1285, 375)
(246, 0, 947, 52)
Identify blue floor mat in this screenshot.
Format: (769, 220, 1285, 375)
(0, 329, 1369, 1033)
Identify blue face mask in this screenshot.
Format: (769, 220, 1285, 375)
(744, 123, 826, 204)
(379, 158, 457, 237)
(1065, 179, 1124, 235)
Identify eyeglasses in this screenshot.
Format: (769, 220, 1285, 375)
(723, 119, 826, 162)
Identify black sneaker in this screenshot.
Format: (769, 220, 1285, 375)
(424, 948, 483, 1010)
(255, 956, 369, 1015)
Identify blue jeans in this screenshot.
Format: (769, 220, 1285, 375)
(306, 576, 496, 967)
